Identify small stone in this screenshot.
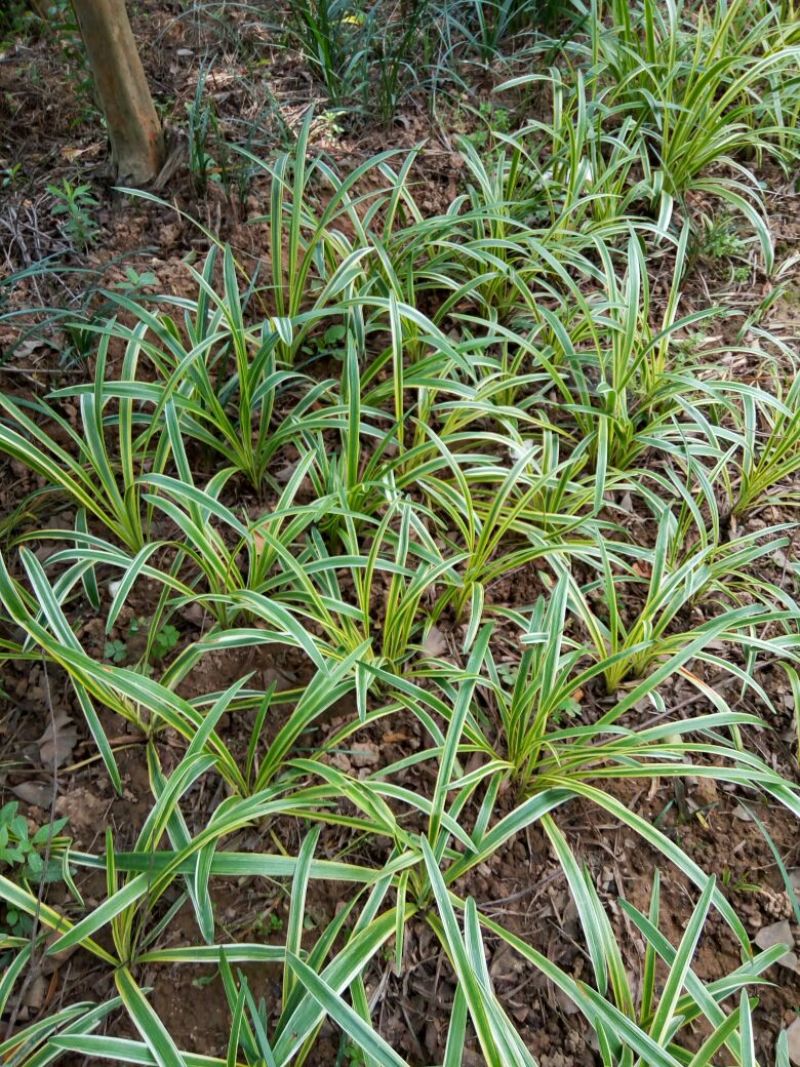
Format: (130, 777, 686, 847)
(23, 974, 47, 1010)
(350, 742, 379, 768)
(787, 1017, 800, 1065)
(692, 777, 718, 806)
(755, 919, 793, 950)
(555, 988, 580, 1015)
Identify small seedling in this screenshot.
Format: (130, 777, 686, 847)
(156, 625, 180, 660)
(1, 163, 22, 188)
(251, 910, 285, 938)
(104, 637, 128, 664)
(341, 1040, 366, 1067)
(130, 617, 180, 662)
(317, 109, 346, 137)
(301, 323, 348, 361)
(721, 868, 762, 894)
(0, 802, 69, 938)
(114, 267, 158, 294)
(60, 321, 95, 366)
(694, 213, 748, 262)
(186, 67, 232, 195)
(48, 178, 100, 250)
(104, 618, 180, 667)
(0, 0, 34, 38)
(463, 102, 512, 150)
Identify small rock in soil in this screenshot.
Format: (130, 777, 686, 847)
(755, 919, 793, 951)
(754, 920, 800, 972)
(23, 973, 47, 1010)
(555, 988, 581, 1016)
(350, 742, 379, 767)
(690, 777, 718, 806)
(787, 1017, 800, 1066)
(55, 788, 107, 834)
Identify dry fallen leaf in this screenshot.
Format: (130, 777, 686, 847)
(274, 460, 301, 484)
(381, 731, 409, 744)
(489, 945, 524, 981)
(10, 780, 54, 808)
(13, 339, 59, 360)
(45, 929, 79, 965)
(421, 626, 447, 658)
(60, 143, 103, 161)
(38, 712, 78, 770)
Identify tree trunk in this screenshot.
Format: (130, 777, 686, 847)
(71, 0, 164, 185)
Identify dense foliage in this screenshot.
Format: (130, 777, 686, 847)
(2, 0, 800, 1063)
